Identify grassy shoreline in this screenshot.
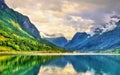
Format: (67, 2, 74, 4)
(0, 51, 120, 56)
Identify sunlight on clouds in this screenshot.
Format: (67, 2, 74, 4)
(62, 1, 79, 14)
(15, 8, 49, 23)
(64, 16, 95, 33)
(5, 0, 120, 39)
(34, 22, 76, 40)
(5, 0, 97, 39)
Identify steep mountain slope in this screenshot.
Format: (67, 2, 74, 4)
(0, 0, 64, 52)
(0, 0, 41, 39)
(65, 32, 89, 49)
(69, 21, 120, 52)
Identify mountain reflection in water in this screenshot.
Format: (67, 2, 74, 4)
(0, 55, 120, 75)
(38, 55, 120, 75)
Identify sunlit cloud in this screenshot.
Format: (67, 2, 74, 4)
(63, 16, 94, 33)
(5, 0, 120, 39)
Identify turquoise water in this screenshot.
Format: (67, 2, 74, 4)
(0, 55, 120, 75)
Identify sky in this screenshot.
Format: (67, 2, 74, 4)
(5, 0, 120, 39)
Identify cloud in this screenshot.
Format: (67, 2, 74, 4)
(5, 0, 120, 39)
(63, 16, 95, 33)
(91, 12, 120, 34)
(33, 21, 76, 40)
(69, 0, 120, 11)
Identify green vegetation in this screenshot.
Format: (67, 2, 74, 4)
(99, 47, 120, 53)
(109, 48, 120, 53)
(0, 35, 65, 52)
(0, 8, 65, 52)
(0, 55, 60, 75)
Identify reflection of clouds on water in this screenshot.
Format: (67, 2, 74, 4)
(38, 56, 120, 75)
(38, 63, 76, 75)
(38, 63, 97, 75)
(1, 55, 119, 75)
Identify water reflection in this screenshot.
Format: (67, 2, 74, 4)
(0, 55, 120, 75)
(39, 55, 120, 75)
(39, 62, 96, 75)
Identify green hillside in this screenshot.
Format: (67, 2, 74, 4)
(0, 4, 65, 52)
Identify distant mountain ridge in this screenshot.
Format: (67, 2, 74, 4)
(40, 32, 68, 47)
(65, 20, 120, 52)
(65, 32, 90, 49)
(45, 37, 68, 47)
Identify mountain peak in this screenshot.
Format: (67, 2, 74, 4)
(0, 0, 8, 9)
(72, 32, 89, 40)
(65, 32, 89, 49)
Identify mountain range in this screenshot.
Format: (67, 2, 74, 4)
(65, 32, 90, 49)
(1, 0, 120, 53)
(40, 32, 68, 47)
(64, 20, 120, 52)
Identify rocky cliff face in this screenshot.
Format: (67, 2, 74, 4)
(15, 12, 41, 39)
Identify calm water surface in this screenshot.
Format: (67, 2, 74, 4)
(0, 55, 120, 75)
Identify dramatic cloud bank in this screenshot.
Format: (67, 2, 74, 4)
(5, 0, 120, 39)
